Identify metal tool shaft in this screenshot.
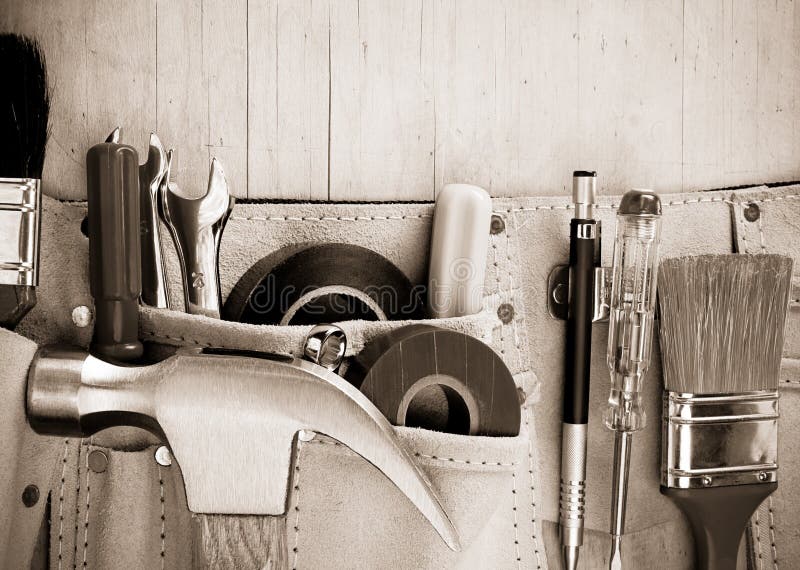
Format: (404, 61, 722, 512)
(609, 430, 632, 570)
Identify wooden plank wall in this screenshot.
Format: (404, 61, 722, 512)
(2, 0, 799, 201)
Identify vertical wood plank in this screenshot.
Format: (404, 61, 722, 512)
(247, 0, 278, 199)
(263, 0, 329, 200)
(577, 0, 683, 194)
(724, 0, 759, 186)
(1, 1, 89, 199)
(756, 0, 796, 182)
(432, 0, 512, 196)
(157, 0, 209, 197)
(203, 0, 248, 198)
(515, 0, 580, 195)
(86, 0, 157, 164)
(329, 0, 435, 201)
(795, 0, 800, 172)
(682, 0, 726, 191)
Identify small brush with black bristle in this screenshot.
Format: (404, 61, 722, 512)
(658, 254, 793, 570)
(0, 33, 49, 329)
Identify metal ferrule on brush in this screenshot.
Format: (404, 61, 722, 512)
(0, 178, 41, 286)
(661, 390, 779, 489)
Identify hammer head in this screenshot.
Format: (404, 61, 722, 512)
(26, 346, 461, 551)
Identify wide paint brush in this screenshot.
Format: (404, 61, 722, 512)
(0, 34, 49, 329)
(658, 254, 792, 570)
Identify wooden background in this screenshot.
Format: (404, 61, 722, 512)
(2, 0, 799, 201)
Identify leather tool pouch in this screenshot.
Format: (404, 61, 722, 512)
(1, 184, 799, 569)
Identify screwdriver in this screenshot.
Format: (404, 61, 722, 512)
(604, 190, 662, 569)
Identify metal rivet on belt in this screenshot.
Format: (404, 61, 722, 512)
(744, 203, 760, 222)
(21, 484, 39, 507)
(497, 303, 515, 324)
(298, 430, 316, 442)
(155, 445, 173, 467)
(552, 283, 568, 306)
(71, 305, 92, 328)
(88, 449, 108, 473)
(490, 215, 505, 235)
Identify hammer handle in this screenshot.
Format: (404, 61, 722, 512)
(193, 514, 287, 569)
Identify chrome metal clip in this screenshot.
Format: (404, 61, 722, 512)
(547, 265, 610, 322)
(0, 178, 41, 287)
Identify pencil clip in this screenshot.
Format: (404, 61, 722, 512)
(546, 265, 610, 322)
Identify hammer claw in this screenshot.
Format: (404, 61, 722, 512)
(26, 347, 462, 551)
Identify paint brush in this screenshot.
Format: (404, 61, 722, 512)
(0, 34, 49, 329)
(658, 254, 793, 570)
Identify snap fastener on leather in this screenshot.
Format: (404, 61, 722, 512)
(155, 445, 173, 467)
(497, 303, 515, 324)
(88, 449, 108, 473)
(490, 215, 505, 234)
(21, 484, 39, 507)
(744, 203, 761, 222)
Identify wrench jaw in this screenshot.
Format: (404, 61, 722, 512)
(159, 156, 235, 318)
(105, 127, 121, 144)
(140, 133, 171, 309)
(26, 347, 462, 552)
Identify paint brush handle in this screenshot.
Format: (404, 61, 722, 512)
(662, 483, 776, 570)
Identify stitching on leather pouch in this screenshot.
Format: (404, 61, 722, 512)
(58, 193, 800, 216)
(73, 445, 82, 566)
(738, 204, 751, 254)
(230, 214, 432, 222)
(511, 471, 522, 569)
(292, 444, 303, 570)
(757, 214, 767, 252)
(57, 439, 69, 569)
(308, 437, 516, 466)
(755, 508, 764, 570)
(768, 497, 778, 570)
(158, 464, 166, 568)
(82, 443, 91, 568)
(500, 194, 800, 215)
(502, 212, 543, 569)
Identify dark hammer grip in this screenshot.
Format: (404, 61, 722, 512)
(86, 142, 143, 362)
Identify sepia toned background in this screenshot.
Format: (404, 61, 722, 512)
(1, 0, 799, 201)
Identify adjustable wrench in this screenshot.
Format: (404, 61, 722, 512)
(159, 158, 234, 318)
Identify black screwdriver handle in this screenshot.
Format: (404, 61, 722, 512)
(86, 142, 143, 362)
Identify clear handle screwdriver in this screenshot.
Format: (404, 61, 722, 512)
(604, 190, 662, 570)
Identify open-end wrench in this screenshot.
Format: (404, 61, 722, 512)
(159, 158, 234, 318)
(139, 133, 170, 308)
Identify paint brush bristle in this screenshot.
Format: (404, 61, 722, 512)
(658, 254, 793, 394)
(0, 33, 50, 179)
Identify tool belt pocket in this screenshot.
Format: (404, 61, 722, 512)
(136, 307, 537, 569)
(7, 196, 543, 569)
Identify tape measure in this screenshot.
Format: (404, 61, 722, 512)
(348, 325, 520, 436)
(223, 243, 424, 325)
